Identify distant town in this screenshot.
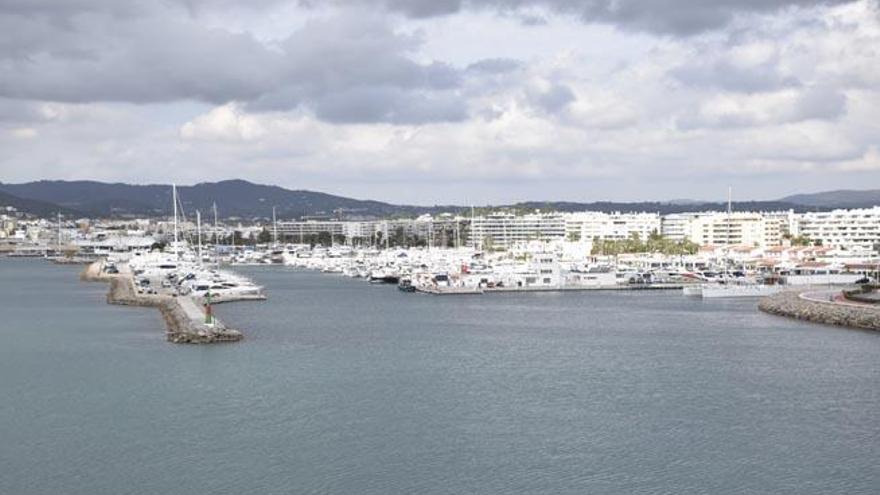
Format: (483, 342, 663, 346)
(2, 188, 879, 264)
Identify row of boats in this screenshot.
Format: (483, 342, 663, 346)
(270, 245, 869, 297)
(95, 241, 870, 299)
(110, 249, 266, 300)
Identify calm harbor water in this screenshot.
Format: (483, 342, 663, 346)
(1, 257, 879, 494)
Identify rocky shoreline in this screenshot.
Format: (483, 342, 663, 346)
(758, 289, 880, 332)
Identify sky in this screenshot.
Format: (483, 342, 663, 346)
(1, 0, 879, 205)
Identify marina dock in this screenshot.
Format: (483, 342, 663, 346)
(416, 283, 683, 295)
(82, 260, 244, 344)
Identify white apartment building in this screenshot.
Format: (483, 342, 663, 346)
(661, 213, 704, 241)
(564, 212, 661, 242)
(605, 212, 661, 241)
(796, 207, 880, 252)
(276, 220, 347, 239)
(276, 217, 450, 245)
(659, 211, 793, 248)
(563, 212, 605, 241)
(469, 212, 566, 249)
(688, 212, 777, 247)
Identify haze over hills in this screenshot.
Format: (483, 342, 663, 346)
(779, 190, 880, 209)
(0, 179, 878, 219)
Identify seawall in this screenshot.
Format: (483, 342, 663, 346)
(81, 261, 243, 344)
(758, 289, 880, 332)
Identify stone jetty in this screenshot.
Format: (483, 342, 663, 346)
(81, 261, 243, 344)
(758, 289, 880, 332)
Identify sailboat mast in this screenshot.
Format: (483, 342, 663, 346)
(212, 202, 219, 265)
(172, 184, 179, 259)
(727, 186, 732, 245)
(471, 206, 475, 249)
(196, 210, 202, 265)
(272, 206, 278, 248)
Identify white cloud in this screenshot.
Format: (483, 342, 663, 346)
(0, 0, 878, 203)
(180, 104, 268, 141)
(9, 127, 37, 139)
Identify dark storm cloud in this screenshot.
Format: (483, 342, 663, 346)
(0, 0, 858, 126)
(0, 99, 48, 123)
(243, 15, 465, 122)
(335, 0, 856, 35)
(466, 58, 523, 74)
(671, 58, 802, 93)
(0, 2, 468, 124)
(0, 13, 278, 104)
(312, 88, 467, 124)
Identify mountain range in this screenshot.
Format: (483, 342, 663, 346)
(778, 190, 880, 209)
(0, 180, 878, 220)
(0, 190, 81, 218)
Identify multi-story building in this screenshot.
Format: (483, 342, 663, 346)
(761, 211, 795, 247)
(660, 213, 704, 241)
(563, 212, 605, 241)
(688, 212, 771, 247)
(564, 212, 661, 242)
(276, 220, 347, 240)
(604, 212, 661, 241)
(795, 207, 880, 252)
(469, 212, 566, 249)
(270, 207, 880, 252)
(275, 216, 463, 246)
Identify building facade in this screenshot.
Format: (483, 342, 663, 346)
(469, 213, 566, 249)
(795, 207, 880, 252)
(564, 212, 661, 242)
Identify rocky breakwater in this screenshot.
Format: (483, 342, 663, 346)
(81, 261, 243, 344)
(758, 289, 880, 332)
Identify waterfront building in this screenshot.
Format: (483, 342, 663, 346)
(276, 220, 347, 239)
(564, 212, 661, 242)
(660, 213, 705, 241)
(469, 212, 566, 250)
(795, 207, 880, 253)
(687, 212, 776, 247)
(276, 217, 455, 246)
(603, 212, 661, 241)
(74, 236, 157, 255)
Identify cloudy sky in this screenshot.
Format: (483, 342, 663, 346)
(1, 0, 879, 204)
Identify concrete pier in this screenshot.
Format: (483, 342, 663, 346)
(81, 261, 244, 344)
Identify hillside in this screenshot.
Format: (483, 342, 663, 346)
(0, 190, 81, 217)
(511, 200, 811, 215)
(780, 190, 880, 209)
(4, 179, 879, 219)
(0, 180, 419, 219)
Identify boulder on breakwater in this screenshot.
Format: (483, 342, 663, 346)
(758, 290, 880, 332)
